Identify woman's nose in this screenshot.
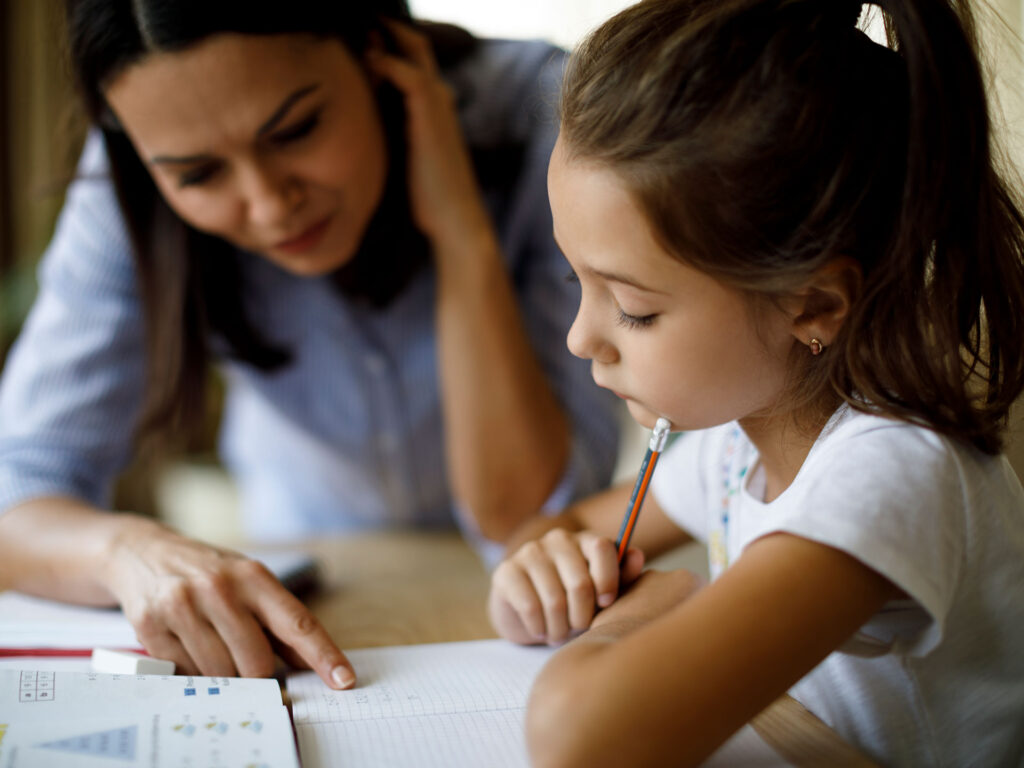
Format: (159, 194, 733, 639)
(243, 164, 301, 228)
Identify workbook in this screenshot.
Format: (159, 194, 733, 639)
(0, 669, 299, 767)
(287, 639, 555, 768)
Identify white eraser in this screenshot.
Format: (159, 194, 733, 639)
(91, 647, 176, 676)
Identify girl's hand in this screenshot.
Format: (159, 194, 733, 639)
(366, 22, 493, 253)
(488, 528, 645, 645)
(590, 568, 705, 635)
(100, 517, 355, 689)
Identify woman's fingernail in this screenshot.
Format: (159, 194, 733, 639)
(331, 666, 355, 689)
(598, 593, 615, 607)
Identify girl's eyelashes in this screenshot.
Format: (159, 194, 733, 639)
(616, 309, 657, 329)
(270, 111, 321, 145)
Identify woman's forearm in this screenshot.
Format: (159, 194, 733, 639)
(434, 229, 570, 543)
(0, 497, 148, 605)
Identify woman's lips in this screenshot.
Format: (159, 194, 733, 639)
(274, 216, 331, 254)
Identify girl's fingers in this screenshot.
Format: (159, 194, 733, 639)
(521, 548, 571, 644)
(545, 535, 597, 631)
(578, 533, 624, 608)
(621, 548, 646, 585)
(491, 562, 547, 641)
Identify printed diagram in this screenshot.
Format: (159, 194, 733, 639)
(172, 722, 197, 737)
(19, 671, 55, 702)
(170, 716, 263, 737)
(35, 725, 138, 761)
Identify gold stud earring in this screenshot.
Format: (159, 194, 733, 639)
(809, 338, 824, 356)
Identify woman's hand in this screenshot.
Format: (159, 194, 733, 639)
(488, 528, 646, 646)
(366, 22, 493, 254)
(101, 517, 355, 688)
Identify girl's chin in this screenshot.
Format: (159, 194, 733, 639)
(625, 400, 665, 430)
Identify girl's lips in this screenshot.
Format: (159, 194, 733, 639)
(274, 216, 331, 254)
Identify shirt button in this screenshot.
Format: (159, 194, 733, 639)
(365, 353, 386, 376)
(378, 433, 398, 453)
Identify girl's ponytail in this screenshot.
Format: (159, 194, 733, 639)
(842, 0, 1024, 453)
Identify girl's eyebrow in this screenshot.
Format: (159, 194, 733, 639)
(588, 266, 669, 295)
(149, 83, 321, 165)
(554, 232, 668, 295)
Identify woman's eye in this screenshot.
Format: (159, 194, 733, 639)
(178, 164, 220, 188)
(271, 112, 320, 145)
(616, 309, 657, 329)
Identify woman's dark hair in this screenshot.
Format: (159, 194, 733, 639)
(560, 0, 1024, 453)
(65, 0, 476, 444)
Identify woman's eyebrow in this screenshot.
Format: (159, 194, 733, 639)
(256, 83, 321, 138)
(149, 83, 322, 165)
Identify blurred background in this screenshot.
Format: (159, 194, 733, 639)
(1, 0, 1022, 547)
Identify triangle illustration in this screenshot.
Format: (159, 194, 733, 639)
(35, 725, 138, 760)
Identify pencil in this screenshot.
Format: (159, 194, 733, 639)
(615, 417, 672, 564)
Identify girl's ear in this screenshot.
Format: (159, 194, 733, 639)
(781, 256, 862, 348)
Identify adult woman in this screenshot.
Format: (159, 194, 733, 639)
(0, 0, 618, 688)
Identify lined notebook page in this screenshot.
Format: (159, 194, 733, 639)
(287, 640, 554, 768)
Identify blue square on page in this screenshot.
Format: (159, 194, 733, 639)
(208, 688, 220, 695)
(184, 688, 196, 696)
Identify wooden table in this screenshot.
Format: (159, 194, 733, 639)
(299, 531, 495, 650)
(280, 531, 878, 768)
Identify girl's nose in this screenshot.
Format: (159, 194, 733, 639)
(567, 308, 618, 364)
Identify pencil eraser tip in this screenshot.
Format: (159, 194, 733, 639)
(91, 647, 176, 676)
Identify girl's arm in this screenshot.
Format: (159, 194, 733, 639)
(526, 532, 899, 768)
(489, 482, 692, 644)
(0, 498, 356, 689)
(369, 26, 578, 543)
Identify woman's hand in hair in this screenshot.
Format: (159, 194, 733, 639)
(101, 517, 355, 688)
(366, 22, 495, 258)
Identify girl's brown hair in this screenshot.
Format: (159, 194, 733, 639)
(560, 0, 1024, 453)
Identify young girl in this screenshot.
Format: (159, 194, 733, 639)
(488, 0, 1024, 764)
(0, 1, 618, 688)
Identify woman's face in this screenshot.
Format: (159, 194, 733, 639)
(105, 33, 388, 276)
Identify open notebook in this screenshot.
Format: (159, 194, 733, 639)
(1, 632, 791, 767)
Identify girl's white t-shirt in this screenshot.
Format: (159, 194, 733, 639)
(650, 405, 1024, 767)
